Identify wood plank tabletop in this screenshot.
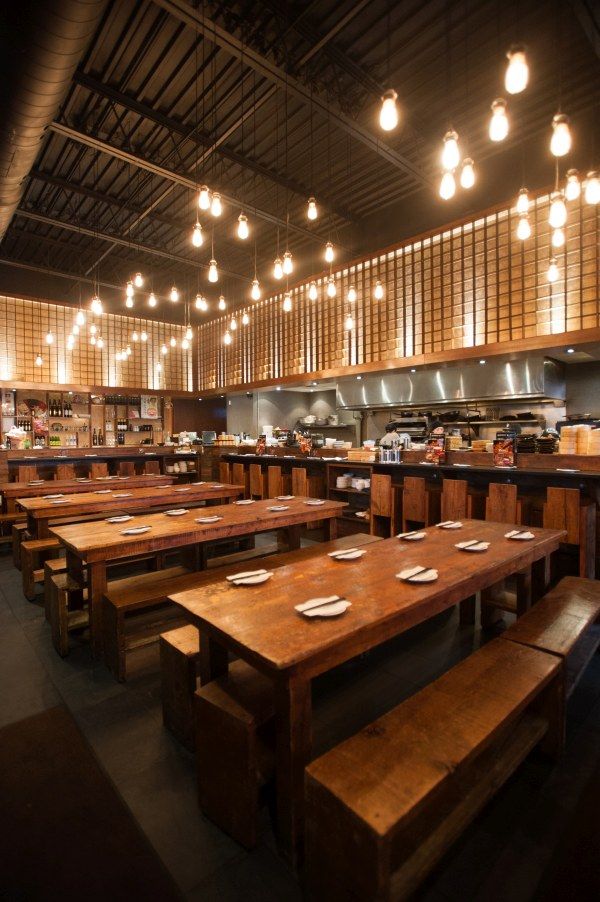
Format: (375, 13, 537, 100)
(50, 497, 346, 562)
(0, 473, 173, 499)
(171, 520, 566, 677)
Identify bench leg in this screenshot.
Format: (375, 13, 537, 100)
(199, 633, 228, 686)
(275, 675, 312, 868)
(102, 603, 125, 681)
(537, 675, 566, 762)
(50, 585, 70, 658)
(160, 636, 199, 750)
(459, 594, 477, 625)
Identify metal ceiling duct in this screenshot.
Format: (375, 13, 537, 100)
(0, 0, 107, 242)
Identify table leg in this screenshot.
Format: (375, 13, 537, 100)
(459, 594, 476, 625)
(27, 513, 43, 539)
(285, 524, 302, 550)
(274, 675, 312, 868)
(87, 561, 107, 659)
(532, 554, 551, 603)
(199, 634, 229, 685)
(327, 515, 338, 540)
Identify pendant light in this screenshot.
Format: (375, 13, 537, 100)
(308, 281, 318, 301)
(169, 285, 179, 302)
(516, 215, 531, 240)
(208, 259, 218, 282)
(347, 286, 357, 303)
(223, 330, 232, 345)
(441, 130, 460, 171)
(242, 312, 249, 325)
(218, 295, 226, 311)
(489, 99, 509, 142)
(345, 312, 354, 330)
(584, 171, 600, 204)
(504, 45, 529, 94)
(210, 192, 222, 217)
(273, 257, 283, 280)
(548, 192, 567, 228)
(169, 336, 177, 348)
(126, 345, 132, 356)
(516, 188, 530, 215)
(283, 250, 293, 275)
(181, 338, 190, 350)
(282, 292, 292, 312)
(90, 295, 102, 315)
(141, 331, 148, 342)
(185, 325, 193, 341)
(565, 169, 580, 200)
(326, 276, 336, 298)
(237, 213, 249, 240)
(198, 185, 211, 210)
(550, 114, 571, 157)
(195, 294, 203, 310)
(551, 227, 565, 248)
(126, 280, 134, 299)
(35, 353, 43, 366)
(96, 336, 104, 350)
(460, 158, 475, 189)
(125, 296, 134, 309)
(379, 89, 399, 132)
(156, 362, 162, 372)
(439, 171, 456, 200)
(324, 241, 334, 263)
(66, 334, 75, 350)
(132, 330, 139, 342)
(134, 272, 144, 288)
(374, 280, 384, 300)
(230, 316, 237, 331)
(148, 292, 157, 308)
(192, 221, 203, 247)
(44, 329, 54, 345)
(90, 335, 96, 346)
(75, 308, 85, 327)
(307, 197, 318, 220)
(161, 343, 168, 355)
(89, 323, 97, 335)
(547, 257, 560, 283)
(72, 323, 80, 336)
(250, 278, 261, 301)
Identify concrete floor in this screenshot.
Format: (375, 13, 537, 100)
(1, 541, 599, 901)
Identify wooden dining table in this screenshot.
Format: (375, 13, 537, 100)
(17, 481, 244, 538)
(50, 496, 345, 658)
(0, 473, 174, 513)
(169, 519, 566, 866)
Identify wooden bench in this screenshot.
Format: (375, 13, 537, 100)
(48, 573, 89, 657)
(12, 522, 28, 569)
(43, 557, 67, 620)
(481, 482, 528, 626)
(195, 659, 275, 849)
(249, 463, 265, 500)
(159, 534, 382, 748)
(267, 465, 283, 499)
(401, 476, 440, 531)
(54, 463, 75, 480)
(304, 638, 563, 901)
(21, 537, 62, 601)
(543, 487, 596, 580)
(231, 462, 248, 498)
(90, 462, 108, 478)
(501, 576, 600, 700)
(218, 461, 232, 484)
(370, 474, 393, 538)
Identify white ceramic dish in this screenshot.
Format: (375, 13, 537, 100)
(505, 530, 535, 540)
(397, 567, 438, 583)
(114, 492, 132, 497)
(267, 505, 290, 512)
(455, 540, 490, 552)
(191, 481, 206, 485)
(299, 599, 351, 618)
(397, 531, 426, 540)
(195, 515, 223, 523)
(165, 509, 188, 516)
(121, 526, 151, 535)
(235, 499, 255, 505)
(50, 499, 71, 505)
(94, 490, 112, 494)
(304, 499, 325, 506)
(76, 478, 91, 482)
(106, 515, 132, 523)
(437, 521, 463, 529)
(328, 548, 366, 561)
(276, 495, 295, 500)
(43, 494, 63, 499)
(175, 487, 190, 492)
(28, 480, 44, 485)
(226, 569, 267, 582)
(230, 572, 272, 586)
(355, 510, 368, 518)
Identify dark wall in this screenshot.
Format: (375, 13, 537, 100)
(172, 397, 226, 435)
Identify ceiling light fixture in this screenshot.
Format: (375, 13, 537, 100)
(89, 324, 97, 335)
(218, 295, 226, 311)
(347, 286, 357, 303)
(379, 89, 399, 131)
(185, 326, 193, 341)
(237, 212, 249, 240)
(374, 280, 384, 300)
(441, 129, 460, 171)
(551, 227, 565, 248)
(324, 241, 334, 263)
(35, 353, 43, 366)
(565, 169, 580, 200)
(75, 309, 85, 327)
(550, 114, 571, 157)
(273, 257, 283, 280)
(308, 282, 318, 301)
(140, 331, 148, 342)
(548, 191, 567, 228)
(134, 272, 144, 288)
(584, 171, 600, 204)
(192, 221, 203, 247)
(125, 280, 134, 299)
(210, 192, 222, 216)
(170, 336, 177, 347)
(283, 250, 293, 275)
(547, 257, 560, 283)
(439, 171, 456, 200)
(307, 197, 318, 220)
(148, 292, 157, 308)
(282, 292, 292, 312)
(230, 316, 237, 331)
(516, 187, 530, 215)
(242, 312, 249, 325)
(208, 259, 218, 283)
(460, 158, 475, 189)
(250, 278, 261, 301)
(198, 185, 210, 210)
(345, 313, 354, 330)
(516, 215, 531, 240)
(169, 285, 179, 302)
(96, 336, 104, 350)
(223, 330, 232, 345)
(326, 276, 336, 298)
(90, 295, 102, 315)
(504, 45, 529, 94)
(489, 98, 509, 142)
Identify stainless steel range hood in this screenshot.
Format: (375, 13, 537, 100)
(336, 357, 565, 410)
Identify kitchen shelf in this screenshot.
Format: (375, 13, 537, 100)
(303, 424, 352, 429)
(330, 486, 370, 495)
(448, 419, 543, 426)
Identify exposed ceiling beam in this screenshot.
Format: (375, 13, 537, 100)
(0, 256, 123, 291)
(15, 208, 248, 282)
(72, 71, 354, 222)
(568, 0, 600, 58)
(152, 0, 430, 186)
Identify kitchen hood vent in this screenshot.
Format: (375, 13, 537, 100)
(336, 357, 565, 410)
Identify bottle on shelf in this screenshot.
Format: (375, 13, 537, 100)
(92, 428, 98, 447)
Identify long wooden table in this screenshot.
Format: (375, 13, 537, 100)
(170, 519, 565, 865)
(0, 474, 174, 512)
(17, 481, 244, 538)
(50, 497, 345, 658)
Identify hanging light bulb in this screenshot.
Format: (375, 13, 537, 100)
(134, 272, 144, 288)
(208, 259, 218, 282)
(460, 158, 475, 189)
(132, 330, 139, 342)
(307, 197, 318, 220)
(439, 171, 456, 200)
(161, 343, 168, 355)
(242, 312, 249, 325)
(504, 45, 529, 94)
(90, 295, 102, 315)
(195, 294, 203, 310)
(218, 295, 226, 311)
(125, 280, 134, 299)
(125, 296, 134, 309)
(324, 241, 334, 263)
(283, 250, 293, 275)
(75, 309, 85, 327)
(169, 285, 179, 302)
(282, 292, 292, 312)
(96, 336, 104, 350)
(441, 129, 460, 171)
(170, 336, 177, 347)
(345, 312, 354, 330)
(90, 335, 96, 346)
(192, 221, 203, 247)
(565, 169, 580, 201)
(273, 257, 283, 280)
(550, 114, 571, 157)
(237, 212, 249, 240)
(250, 278, 261, 301)
(181, 338, 190, 350)
(549, 192, 567, 228)
(379, 89, 399, 131)
(44, 329, 54, 345)
(210, 192, 222, 216)
(89, 324, 97, 336)
(185, 325, 193, 341)
(374, 280, 384, 300)
(156, 362, 162, 372)
(66, 335, 75, 350)
(516, 215, 531, 240)
(551, 227, 565, 248)
(35, 352, 43, 366)
(230, 316, 237, 331)
(126, 345, 132, 356)
(140, 331, 148, 342)
(198, 185, 211, 210)
(489, 99, 509, 142)
(347, 286, 357, 303)
(547, 257, 560, 283)
(326, 276, 336, 298)
(584, 171, 600, 204)
(72, 323, 80, 336)
(516, 188, 530, 215)
(200, 296, 209, 311)
(223, 330, 232, 345)
(308, 282, 318, 301)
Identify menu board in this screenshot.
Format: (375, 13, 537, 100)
(425, 436, 446, 465)
(493, 437, 516, 467)
(140, 395, 160, 419)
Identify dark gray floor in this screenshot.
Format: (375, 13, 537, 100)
(1, 543, 599, 901)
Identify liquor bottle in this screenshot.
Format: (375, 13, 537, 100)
(98, 430, 103, 445)
(92, 428, 98, 447)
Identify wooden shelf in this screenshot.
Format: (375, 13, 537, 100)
(330, 486, 370, 495)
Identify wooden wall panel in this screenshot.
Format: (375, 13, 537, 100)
(197, 192, 600, 391)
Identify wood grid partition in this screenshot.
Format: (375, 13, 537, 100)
(197, 191, 599, 391)
(0, 295, 193, 391)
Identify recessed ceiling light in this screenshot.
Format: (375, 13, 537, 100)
(479, 359, 486, 365)
(356, 375, 362, 380)
(410, 368, 416, 373)
(276, 386, 281, 391)
(566, 347, 575, 354)
(198, 398, 203, 401)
